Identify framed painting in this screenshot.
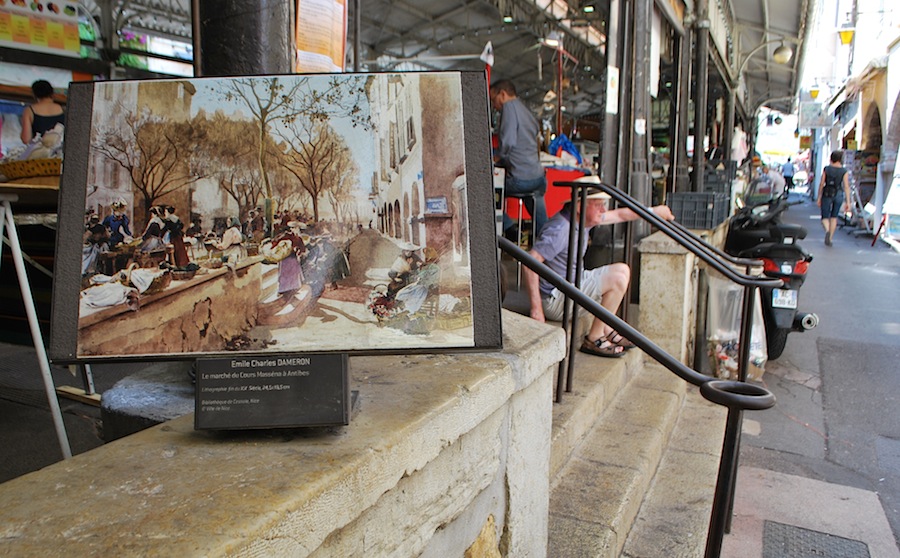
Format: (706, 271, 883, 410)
(50, 71, 501, 362)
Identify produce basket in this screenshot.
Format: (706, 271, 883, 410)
(0, 158, 62, 179)
(171, 269, 197, 281)
(142, 271, 172, 295)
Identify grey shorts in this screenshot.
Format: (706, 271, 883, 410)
(541, 266, 610, 321)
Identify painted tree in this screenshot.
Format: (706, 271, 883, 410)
(93, 107, 205, 220)
(274, 120, 358, 223)
(192, 112, 276, 223)
(221, 75, 371, 229)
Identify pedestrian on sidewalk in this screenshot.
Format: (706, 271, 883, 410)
(522, 182, 674, 357)
(817, 150, 851, 246)
(782, 157, 796, 191)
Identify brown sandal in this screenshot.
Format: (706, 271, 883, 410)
(579, 336, 625, 358)
(605, 330, 637, 350)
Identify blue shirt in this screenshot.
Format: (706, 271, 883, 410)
(532, 208, 590, 297)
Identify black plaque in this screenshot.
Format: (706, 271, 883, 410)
(195, 353, 349, 430)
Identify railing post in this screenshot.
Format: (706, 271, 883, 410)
(705, 406, 744, 558)
(700, 380, 775, 558)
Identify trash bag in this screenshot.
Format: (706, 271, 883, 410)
(706, 274, 767, 381)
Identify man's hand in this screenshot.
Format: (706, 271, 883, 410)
(653, 205, 675, 221)
(530, 306, 546, 323)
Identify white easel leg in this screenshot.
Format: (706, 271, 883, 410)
(1, 197, 72, 459)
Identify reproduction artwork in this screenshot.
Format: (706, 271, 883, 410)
(50, 72, 501, 362)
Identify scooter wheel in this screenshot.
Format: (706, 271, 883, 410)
(766, 326, 789, 360)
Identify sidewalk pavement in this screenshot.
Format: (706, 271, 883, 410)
(724, 465, 899, 557)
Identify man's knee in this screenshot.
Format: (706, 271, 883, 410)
(608, 262, 630, 286)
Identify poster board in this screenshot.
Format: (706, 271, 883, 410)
(50, 71, 501, 363)
(884, 145, 900, 240)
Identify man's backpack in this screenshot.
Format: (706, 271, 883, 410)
(822, 167, 843, 198)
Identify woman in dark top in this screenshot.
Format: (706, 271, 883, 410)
(817, 149, 851, 246)
(139, 206, 166, 253)
(20, 80, 65, 143)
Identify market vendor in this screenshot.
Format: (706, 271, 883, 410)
(102, 198, 132, 248)
(21, 80, 65, 143)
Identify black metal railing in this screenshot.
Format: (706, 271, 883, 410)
(497, 180, 781, 558)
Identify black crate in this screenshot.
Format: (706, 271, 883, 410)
(702, 179, 731, 196)
(667, 192, 730, 229)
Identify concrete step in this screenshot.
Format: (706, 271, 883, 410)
(622, 380, 727, 557)
(549, 343, 643, 481)
(548, 360, 699, 557)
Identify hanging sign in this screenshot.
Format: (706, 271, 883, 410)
(0, 1, 81, 58)
(295, 0, 346, 72)
(798, 102, 830, 128)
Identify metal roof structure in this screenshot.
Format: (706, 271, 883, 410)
(75, 0, 813, 118)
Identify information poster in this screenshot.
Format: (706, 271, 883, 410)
(0, 1, 81, 57)
(799, 102, 830, 129)
(195, 353, 349, 430)
(295, 0, 346, 72)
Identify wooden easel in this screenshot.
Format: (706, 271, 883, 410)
(0, 194, 71, 459)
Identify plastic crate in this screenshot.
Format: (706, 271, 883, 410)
(702, 179, 731, 196)
(667, 192, 729, 229)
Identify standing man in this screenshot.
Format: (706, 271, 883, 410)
(523, 181, 674, 357)
(817, 150, 851, 246)
(490, 79, 548, 239)
(782, 157, 796, 191)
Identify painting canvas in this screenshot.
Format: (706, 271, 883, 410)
(50, 72, 501, 362)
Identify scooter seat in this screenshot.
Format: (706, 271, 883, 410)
(778, 223, 807, 241)
(738, 241, 813, 261)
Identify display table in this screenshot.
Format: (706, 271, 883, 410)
(1, 193, 71, 459)
(0, 176, 60, 212)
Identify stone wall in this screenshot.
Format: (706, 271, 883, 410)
(638, 223, 729, 365)
(0, 311, 565, 557)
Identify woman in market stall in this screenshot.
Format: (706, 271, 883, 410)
(20, 80, 65, 143)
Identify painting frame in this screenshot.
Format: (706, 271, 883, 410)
(49, 71, 501, 363)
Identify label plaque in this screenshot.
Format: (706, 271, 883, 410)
(195, 353, 349, 430)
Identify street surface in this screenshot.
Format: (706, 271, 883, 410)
(735, 188, 900, 549)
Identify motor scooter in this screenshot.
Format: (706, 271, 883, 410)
(724, 195, 818, 359)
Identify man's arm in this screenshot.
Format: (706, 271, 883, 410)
(601, 205, 675, 225)
(494, 105, 516, 167)
(522, 249, 546, 322)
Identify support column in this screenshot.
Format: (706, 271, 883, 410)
(598, 0, 622, 184)
(692, 10, 710, 193)
(723, 91, 735, 170)
(622, 0, 654, 312)
(671, 25, 693, 193)
(629, 0, 653, 234)
(197, 0, 293, 76)
(615, 0, 634, 195)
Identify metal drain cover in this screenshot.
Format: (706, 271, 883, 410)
(763, 520, 870, 558)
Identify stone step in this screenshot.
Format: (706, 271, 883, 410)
(548, 360, 691, 557)
(622, 376, 728, 557)
(549, 343, 643, 481)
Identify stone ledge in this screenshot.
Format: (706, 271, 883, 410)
(0, 311, 565, 557)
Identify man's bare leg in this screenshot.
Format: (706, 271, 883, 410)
(586, 263, 630, 342)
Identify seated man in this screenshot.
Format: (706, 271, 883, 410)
(523, 184, 674, 357)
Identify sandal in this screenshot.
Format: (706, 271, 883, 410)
(579, 336, 625, 358)
(605, 330, 637, 350)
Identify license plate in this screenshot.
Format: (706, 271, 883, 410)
(772, 288, 798, 309)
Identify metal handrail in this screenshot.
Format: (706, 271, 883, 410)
(498, 181, 778, 558)
(555, 181, 781, 289)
